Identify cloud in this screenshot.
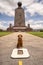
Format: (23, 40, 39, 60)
(0, 0, 35, 16)
(26, 3, 43, 16)
(0, 0, 15, 16)
(0, 0, 43, 16)
(31, 24, 43, 29)
(34, 0, 43, 3)
(0, 21, 7, 30)
(0, 20, 14, 30)
(26, 20, 43, 29)
(25, 12, 43, 22)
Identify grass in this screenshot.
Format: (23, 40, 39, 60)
(0, 32, 12, 37)
(28, 32, 43, 38)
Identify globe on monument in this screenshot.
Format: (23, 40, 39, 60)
(17, 2, 22, 7)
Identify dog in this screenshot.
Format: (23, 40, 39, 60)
(17, 34, 23, 48)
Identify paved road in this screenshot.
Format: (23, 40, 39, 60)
(0, 32, 43, 65)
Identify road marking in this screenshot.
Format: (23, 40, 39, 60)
(19, 60, 22, 65)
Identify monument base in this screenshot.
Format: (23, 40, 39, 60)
(13, 26, 27, 32)
(11, 48, 30, 59)
(7, 24, 32, 32)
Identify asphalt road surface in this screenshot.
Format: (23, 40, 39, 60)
(0, 32, 43, 65)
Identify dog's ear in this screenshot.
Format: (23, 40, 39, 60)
(21, 35, 23, 37)
(18, 35, 19, 37)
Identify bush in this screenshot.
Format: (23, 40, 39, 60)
(40, 29, 43, 32)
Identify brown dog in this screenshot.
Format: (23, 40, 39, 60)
(17, 34, 23, 48)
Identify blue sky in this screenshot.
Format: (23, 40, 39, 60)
(0, 0, 43, 30)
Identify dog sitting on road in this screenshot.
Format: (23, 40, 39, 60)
(17, 34, 23, 48)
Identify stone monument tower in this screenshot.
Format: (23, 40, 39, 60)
(15, 2, 25, 27)
(13, 2, 26, 31)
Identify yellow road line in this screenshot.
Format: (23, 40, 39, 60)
(19, 60, 22, 65)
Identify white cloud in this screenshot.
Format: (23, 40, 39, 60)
(0, 0, 43, 16)
(7, 21, 14, 26)
(0, 0, 34, 16)
(26, 20, 43, 29)
(0, 21, 7, 30)
(0, 0, 15, 16)
(30, 24, 43, 29)
(0, 20, 14, 30)
(26, 3, 43, 15)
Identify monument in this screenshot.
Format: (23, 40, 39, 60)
(15, 2, 25, 27)
(7, 2, 32, 32)
(13, 2, 26, 32)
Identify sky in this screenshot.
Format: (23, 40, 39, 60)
(0, 0, 43, 30)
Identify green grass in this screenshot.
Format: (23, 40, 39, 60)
(28, 32, 43, 38)
(0, 32, 12, 37)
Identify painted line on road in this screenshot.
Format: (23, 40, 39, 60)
(19, 60, 22, 65)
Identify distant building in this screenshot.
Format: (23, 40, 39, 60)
(7, 24, 13, 32)
(0, 29, 3, 32)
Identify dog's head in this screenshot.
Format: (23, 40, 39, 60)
(18, 34, 23, 38)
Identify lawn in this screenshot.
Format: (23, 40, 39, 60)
(28, 32, 43, 38)
(0, 32, 12, 37)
